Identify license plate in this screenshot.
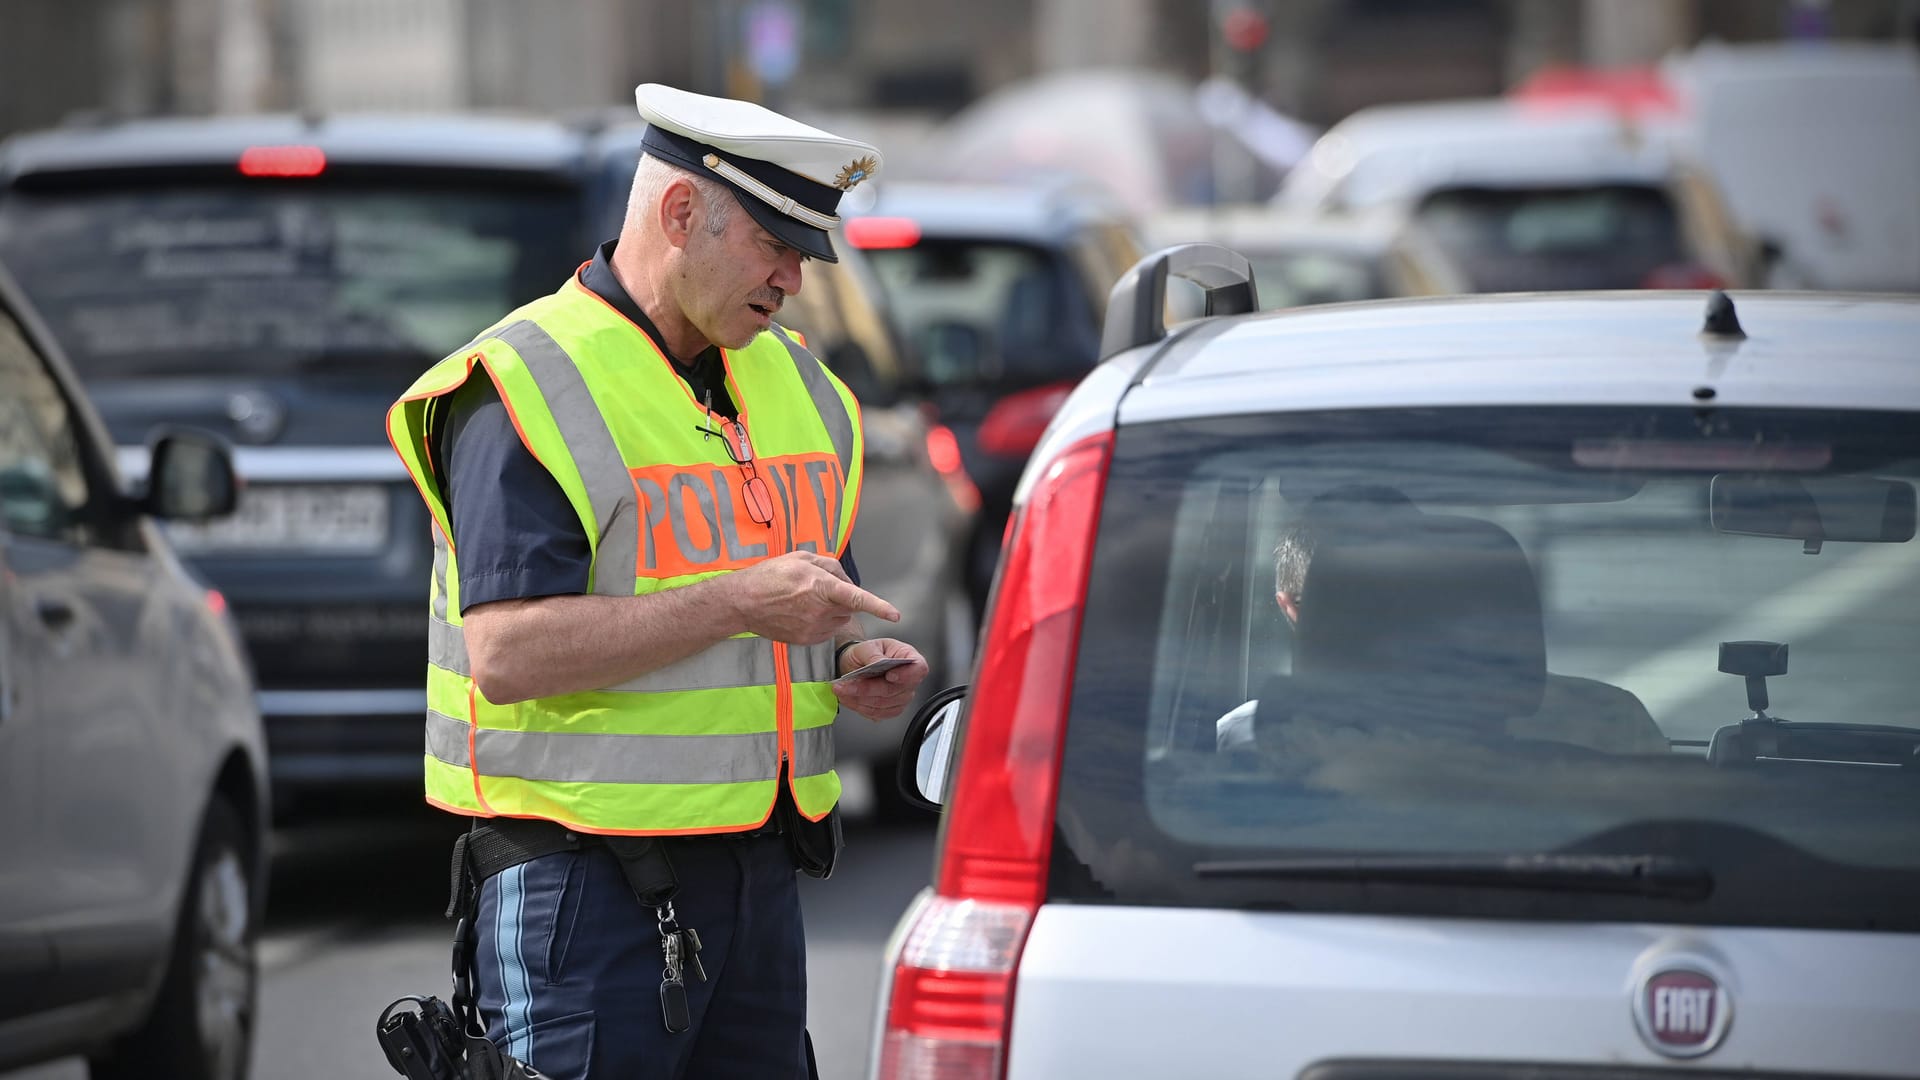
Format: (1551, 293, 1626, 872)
(168, 484, 390, 554)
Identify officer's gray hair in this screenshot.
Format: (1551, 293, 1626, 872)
(628, 155, 734, 237)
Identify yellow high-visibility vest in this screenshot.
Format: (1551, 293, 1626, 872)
(386, 272, 863, 835)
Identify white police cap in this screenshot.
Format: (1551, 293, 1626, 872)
(634, 83, 881, 263)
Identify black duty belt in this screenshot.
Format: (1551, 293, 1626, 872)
(445, 814, 786, 919)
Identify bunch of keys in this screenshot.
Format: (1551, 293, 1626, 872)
(656, 903, 706, 1034)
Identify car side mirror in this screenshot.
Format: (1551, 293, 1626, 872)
(895, 685, 967, 812)
(143, 427, 238, 522)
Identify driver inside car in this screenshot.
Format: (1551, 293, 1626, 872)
(1216, 486, 1669, 757)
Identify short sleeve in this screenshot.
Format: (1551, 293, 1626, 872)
(438, 376, 592, 611)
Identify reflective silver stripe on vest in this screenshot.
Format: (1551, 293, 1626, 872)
(426, 710, 836, 783)
(494, 319, 638, 597)
(430, 616, 467, 674)
(771, 327, 855, 484)
(431, 533, 450, 622)
(603, 637, 837, 692)
(790, 723, 835, 779)
(430, 623, 836, 693)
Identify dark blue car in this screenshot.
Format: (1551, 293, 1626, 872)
(0, 114, 594, 813)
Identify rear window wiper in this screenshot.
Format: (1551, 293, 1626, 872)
(1192, 853, 1714, 900)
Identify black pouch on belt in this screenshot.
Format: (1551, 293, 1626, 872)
(777, 798, 842, 879)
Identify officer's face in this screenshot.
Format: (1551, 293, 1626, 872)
(681, 195, 806, 350)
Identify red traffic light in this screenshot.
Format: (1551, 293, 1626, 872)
(1222, 8, 1269, 52)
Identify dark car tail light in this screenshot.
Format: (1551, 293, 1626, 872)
(877, 431, 1113, 1080)
(1641, 263, 1727, 290)
(238, 145, 326, 177)
(978, 382, 1076, 459)
(926, 423, 982, 513)
(845, 216, 922, 250)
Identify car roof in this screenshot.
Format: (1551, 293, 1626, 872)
(1144, 207, 1410, 257)
(0, 112, 587, 183)
(1119, 291, 1920, 424)
(851, 179, 1130, 241)
(1277, 98, 1681, 212)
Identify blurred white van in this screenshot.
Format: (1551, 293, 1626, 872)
(1664, 42, 1920, 293)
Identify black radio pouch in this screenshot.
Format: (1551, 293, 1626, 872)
(376, 994, 550, 1080)
(778, 798, 842, 879)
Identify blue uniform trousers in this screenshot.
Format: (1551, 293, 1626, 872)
(472, 832, 810, 1079)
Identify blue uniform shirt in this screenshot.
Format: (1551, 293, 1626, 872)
(437, 240, 856, 612)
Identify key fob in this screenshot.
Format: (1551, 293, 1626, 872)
(680, 929, 707, 982)
(660, 977, 690, 1033)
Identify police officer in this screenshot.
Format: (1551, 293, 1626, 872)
(387, 84, 927, 1079)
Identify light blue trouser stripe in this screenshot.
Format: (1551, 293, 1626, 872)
(496, 865, 534, 1064)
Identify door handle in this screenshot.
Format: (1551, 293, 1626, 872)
(34, 597, 75, 631)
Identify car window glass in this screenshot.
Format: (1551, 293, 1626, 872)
(1056, 406, 1920, 926)
(1414, 185, 1683, 291)
(866, 240, 1091, 387)
(0, 184, 579, 378)
(0, 308, 91, 543)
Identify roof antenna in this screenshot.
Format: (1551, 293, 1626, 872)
(1701, 290, 1745, 339)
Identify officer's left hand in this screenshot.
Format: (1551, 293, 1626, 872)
(831, 638, 928, 720)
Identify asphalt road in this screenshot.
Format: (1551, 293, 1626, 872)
(5, 793, 937, 1080)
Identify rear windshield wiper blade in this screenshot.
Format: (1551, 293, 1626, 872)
(1192, 853, 1714, 900)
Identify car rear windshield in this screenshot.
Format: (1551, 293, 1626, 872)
(1414, 185, 1683, 291)
(1052, 407, 1920, 932)
(0, 180, 579, 378)
(865, 239, 1099, 390)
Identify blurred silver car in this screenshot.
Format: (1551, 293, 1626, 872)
(1276, 98, 1763, 292)
(1144, 206, 1469, 310)
(0, 260, 268, 1079)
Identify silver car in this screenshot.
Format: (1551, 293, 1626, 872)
(0, 261, 268, 1080)
(883, 248, 1920, 1077)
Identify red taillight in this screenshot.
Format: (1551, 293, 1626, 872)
(925, 423, 981, 513)
(977, 382, 1075, 459)
(238, 145, 326, 177)
(877, 431, 1112, 1080)
(1640, 263, 1727, 290)
(844, 216, 922, 250)
(205, 589, 228, 616)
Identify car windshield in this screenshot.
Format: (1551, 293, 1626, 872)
(1053, 406, 1920, 931)
(864, 238, 1098, 389)
(0, 182, 579, 377)
(1414, 185, 1684, 291)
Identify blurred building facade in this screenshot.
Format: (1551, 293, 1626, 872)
(3, 0, 1917, 137)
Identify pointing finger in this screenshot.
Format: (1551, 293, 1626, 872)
(830, 581, 900, 622)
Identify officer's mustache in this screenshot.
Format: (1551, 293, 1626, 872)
(747, 289, 784, 312)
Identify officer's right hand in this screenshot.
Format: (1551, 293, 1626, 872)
(728, 551, 899, 645)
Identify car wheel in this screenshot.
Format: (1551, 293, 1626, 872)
(91, 798, 257, 1080)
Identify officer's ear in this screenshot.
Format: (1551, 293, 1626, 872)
(659, 177, 698, 251)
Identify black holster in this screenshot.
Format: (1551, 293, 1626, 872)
(376, 994, 553, 1080)
(377, 819, 677, 1080)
